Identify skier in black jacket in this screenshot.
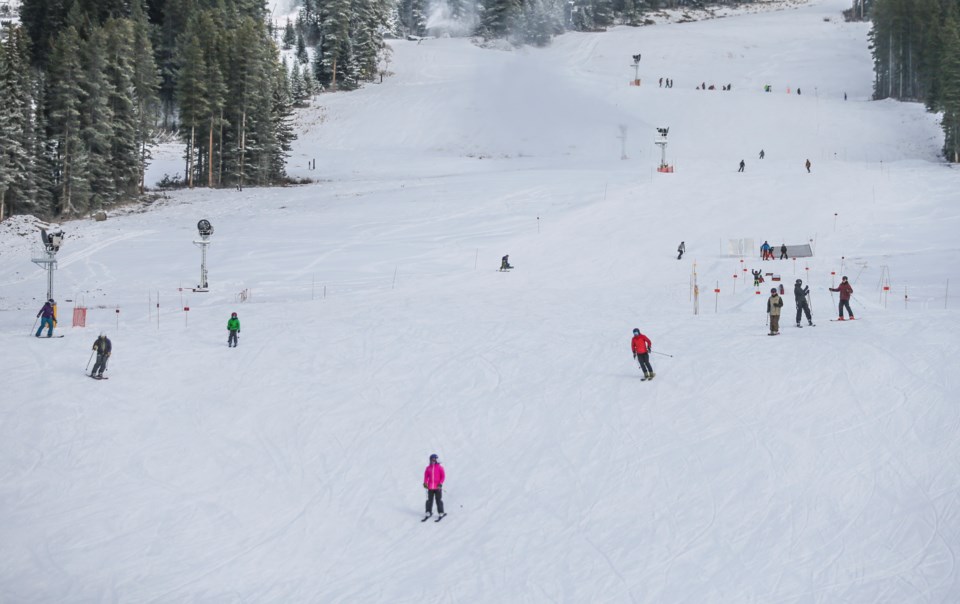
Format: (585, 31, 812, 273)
(90, 333, 112, 379)
(794, 279, 813, 326)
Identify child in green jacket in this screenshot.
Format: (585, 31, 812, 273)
(227, 312, 240, 347)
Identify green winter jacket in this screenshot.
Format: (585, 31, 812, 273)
(227, 317, 240, 332)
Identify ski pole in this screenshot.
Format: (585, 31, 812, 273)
(30, 316, 38, 335)
(651, 351, 674, 358)
(85, 351, 95, 372)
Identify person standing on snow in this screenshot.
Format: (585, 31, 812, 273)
(760, 241, 771, 260)
(423, 454, 445, 519)
(829, 276, 855, 320)
(767, 288, 784, 335)
(794, 279, 813, 326)
(779, 243, 788, 259)
(759, 149, 765, 160)
(90, 333, 112, 378)
(805, 159, 811, 173)
(227, 312, 240, 347)
(752, 269, 763, 287)
(35, 299, 56, 337)
(738, 159, 746, 172)
(677, 241, 685, 260)
(631, 328, 655, 380)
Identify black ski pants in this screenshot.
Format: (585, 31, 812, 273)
(228, 330, 238, 347)
(426, 488, 444, 514)
(636, 353, 653, 374)
(92, 353, 109, 376)
(780, 250, 788, 259)
(838, 299, 853, 318)
(796, 300, 812, 324)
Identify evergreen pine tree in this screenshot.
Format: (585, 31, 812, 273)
(938, 7, 960, 162)
(48, 25, 92, 216)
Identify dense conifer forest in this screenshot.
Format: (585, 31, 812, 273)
(4, 0, 960, 220)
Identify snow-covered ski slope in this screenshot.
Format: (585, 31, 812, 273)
(3, 0, 960, 601)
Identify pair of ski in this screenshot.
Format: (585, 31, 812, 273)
(421, 513, 447, 523)
(87, 374, 109, 380)
(795, 323, 816, 328)
(830, 317, 858, 322)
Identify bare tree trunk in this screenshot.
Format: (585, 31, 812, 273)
(188, 124, 195, 189)
(218, 108, 224, 187)
(208, 116, 214, 187)
(238, 109, 246, 191)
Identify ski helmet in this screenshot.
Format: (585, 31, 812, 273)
(48, 298, 54, 304)
(429, 453, 439, 461)
(632, 328, 640, 335)
(231, 312, 237, 317)
(771, 288, 777, 293)
(796, 279, 802, 284)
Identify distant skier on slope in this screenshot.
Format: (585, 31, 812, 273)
(738, 159, 746, 172)
(631, 328, 655, 380)
(423, 454, 445, 520)
(767, 288, 784, 335)
(829, 276, 855, 320)
(90, 333, 112, 379)
(500, 255, 513, 271)
(760, 241, 771, 260)
(35, 299, 56, 337)
(227, 312, 240, 347)
(752, 269, 764, 287)
(779, 243, 788, 259)
(677, 241, 685, 260)
(794, 279, 813, 327)
(805, 159, 811, 173)
(759, 149, 765, 159)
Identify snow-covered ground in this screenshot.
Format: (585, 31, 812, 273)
(3, 0, 960, 601)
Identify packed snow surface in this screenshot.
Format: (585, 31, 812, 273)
(2, 0, 960, 601)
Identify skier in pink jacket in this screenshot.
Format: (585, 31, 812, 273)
(423, 454, 445, 519)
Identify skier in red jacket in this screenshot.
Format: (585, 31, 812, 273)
(829, 276, 854, 320)
(630, 328, 655, 380)
(423, 454, 445, 519)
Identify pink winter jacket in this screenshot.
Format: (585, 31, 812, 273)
(423, 463, 445, 490)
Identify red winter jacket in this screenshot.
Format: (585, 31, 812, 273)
(423, 462, 445, 490)
(830, 281, 853, 300)
(631, 333, 652, 355)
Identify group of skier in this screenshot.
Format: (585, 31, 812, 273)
(738, 155, 811, 173)
(33, 300, 243, 378)
(759, 240, 788, 260)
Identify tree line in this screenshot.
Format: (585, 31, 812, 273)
(868, 0, 960, 161)
(0, 0, 298, 221)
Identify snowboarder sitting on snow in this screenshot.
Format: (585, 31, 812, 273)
(90, 333, 112, 378)
(767, 289, 784, 335)
(500, 255, 513, 271)
(227, 312, 240, 347)
(423, 454, 445, 519)
(829, 276, 854, 320)
(752, 269, 764, 286)
(677, 241, 685, 260)
(36, 299, 56, 337)
(794, 279, 813, 326)
(631, 328, 655, 380)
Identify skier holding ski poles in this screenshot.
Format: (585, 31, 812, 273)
(631, 328, 655, 380)
(422, 454, 446, 521)
(794, 279, 813, 327)
(829, 276, 854, 320)
(90, 333, 112, 379)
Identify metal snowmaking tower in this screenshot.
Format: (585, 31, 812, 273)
(31, 228, 64, 301)
(193, 219, 213, 291)
(655, 127, 674, 173)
